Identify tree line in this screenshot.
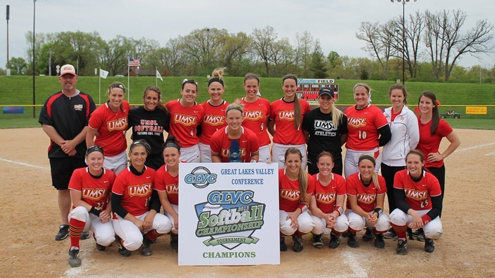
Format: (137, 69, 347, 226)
(4, 9, 494, 83)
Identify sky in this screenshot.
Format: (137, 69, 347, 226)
(1, 0, 494, 72)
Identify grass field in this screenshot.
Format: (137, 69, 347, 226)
(1, 76, 494, 129)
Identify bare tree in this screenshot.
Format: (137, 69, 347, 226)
(251, 26, 278, 75)
(294, 31, 314, 76)
(356, 21, 394, 79)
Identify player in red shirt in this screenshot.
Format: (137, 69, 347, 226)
(67, 145, 116, 267)
(241, 73, 272, 162)
(344, 83, 391, 178)
(269, 74, 311, 169)
(111, 140, 172, 257)
(199, 68, 229, 162)
(279, 148, 315, 252)
(155, 136, 182, 250)
(309, 152, 348, 249)
(390, 150, 443, 254)
(417, 91, 460, 208)
(211, 102, 260, 163)
(87, 82, 130, 175)
(346, 155, 390, 249)
(166, 79, 204, 163)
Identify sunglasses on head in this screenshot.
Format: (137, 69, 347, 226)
(110, 83, 126, 92)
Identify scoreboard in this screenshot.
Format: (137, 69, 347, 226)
(296, 79, 339, 102)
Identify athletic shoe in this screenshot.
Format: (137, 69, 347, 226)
(312, 234, 324, 249)
(424, 238, 435, 253)
(374, 233, 385, 249)
(55, 224, 69, 241)
(116, 236, 131, 257)
(329, 233, 341, 249)
(413, 229, 425, 242)
(342, 230, 350, 238)
(68, 248, 81, 268)
(407, 228, 414, 240)
(95, 242, 106, 251)
(170, 234, 179, 251)
(397, 239, 407, 255)
(347, 232, 359, 248)
(363, 227, 373, 242)
(280, 236, 288, 252)
(141, 238, 153, 256)
(292, 235, 303, 252)
(383, 228, 396, 239)
(81, 231, 90, 240)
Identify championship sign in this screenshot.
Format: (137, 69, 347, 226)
(178, 163, 280, 266)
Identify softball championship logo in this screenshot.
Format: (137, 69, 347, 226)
(194, 190, 266, 250)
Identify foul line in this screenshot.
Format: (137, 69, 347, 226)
(486, 152, 495, 156)
(456, 142, 495, 153)
(0, 158, 49, 170)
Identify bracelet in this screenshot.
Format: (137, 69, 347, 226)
(90, 206, 101, 217)
(333, 206, 344, 216)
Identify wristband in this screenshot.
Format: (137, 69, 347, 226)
(421, 214, 431, 225)
(297, 203, 308, 213)
(90, 206, 101, 217)
(373, 208, 383, 217)
(333, 206, 344, 216)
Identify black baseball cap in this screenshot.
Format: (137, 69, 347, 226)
(319, 87, 334, 98)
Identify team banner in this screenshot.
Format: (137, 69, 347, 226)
(178, 163, 280, 266)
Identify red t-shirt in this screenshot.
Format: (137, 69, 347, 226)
(344, 105, 388, 150)
(270, 98, 311, 145)
(279, 169, 315, 212)
(69, 168, 115, 210)
(199, 100, 229, 145)
(88, 101, 130, 156)
(154, 164, 179, 206)
(417, 117, 453, 168)
(166, 99, 204, 148)
(393, 170, 441, 211)
(112, 167, 155, 216)
(346, 172, 387, 212)
(313, 173, 346, 213)
(241, 97, 271, 146)
(210, 126, 260, 162)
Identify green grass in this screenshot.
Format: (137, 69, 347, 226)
(1, 76, 495, 129)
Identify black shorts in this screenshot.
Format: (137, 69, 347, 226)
(49, 157, 86, 190)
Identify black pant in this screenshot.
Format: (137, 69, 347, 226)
(427, 165, 446, 217)
(307, 158, 343, 176)
(381, 163, 406, 213)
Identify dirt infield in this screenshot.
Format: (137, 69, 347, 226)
(1, 128, 494, 277)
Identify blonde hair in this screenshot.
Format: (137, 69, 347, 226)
(285, 148, 309, 203)
(226, 100, 244, 116)
(358, 154, 380, 190)
(331, 102, 344, 129)
(208, 67, 226, 87)
(353, 83, 372, 105)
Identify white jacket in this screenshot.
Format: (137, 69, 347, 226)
(381, 105, 419, 167)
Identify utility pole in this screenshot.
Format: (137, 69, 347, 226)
(6, 5, 10, 76)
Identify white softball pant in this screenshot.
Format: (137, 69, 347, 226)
(258, 145, 271, 163)
(272, 143, 307, 170)
(344, 148, 381, 178)
(68, 206, 115, 247)
(279, 210, 314, 236)
(112, 212, 172, 251)
(180, 144, 200, 163)
(165, 204, 179, 235)
(311, 214, 349, 235)
(390, 208, 443, 239)
(199, 142, 212, 163)
(346, 209, 390, 233)
(103, 150, 128, 175)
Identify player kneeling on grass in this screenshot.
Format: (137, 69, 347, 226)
(345, 155, 390, 249)
(310, 152, 348, 249)
(111, 140, 172, 257)
(67, 145, 116, 268)
(155, 136, 182, 251)
(279, 148, 315, 252)
(390, 149, 443, 255)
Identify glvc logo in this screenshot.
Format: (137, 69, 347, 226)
(184, 166, 218, 189)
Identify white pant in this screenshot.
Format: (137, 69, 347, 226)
(68, 206, 115, 247)
(165, 204, 179, 235)
(279, 210, 314, 236)
(344, 148, 382, 178)
(180, 145, 200, 163)
(311, 214, 349, 235)
(103, 150, 127, 175)
(272, 143, 307, 170)
(258, 145, 271, 163)
(346, 209, 390, 233)
(390, 208, 443, 239)
(112, 212, 172, 251)
(199, 142, 212, 163)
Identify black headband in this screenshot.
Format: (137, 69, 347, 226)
(208, 77, 224, 87)
(358, 154, 376, 166)
(86, 145, 104, 157)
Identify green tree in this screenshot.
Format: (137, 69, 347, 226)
(310, 40, 327, 78)
(8, 57, 27, 75)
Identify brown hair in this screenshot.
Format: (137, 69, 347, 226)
(406, 149, 426, 173)
(107, 82, 126, 112)
(389, 84, 408, 104)
(143, 86, 167, 113)
(316, 151, 334, 163)
(282, 74, 301, 130)
(244, 73, 260, 84)
(284, 147, 309, 203)
(358, 154, 380, 190)
(418, 91, 440, 135)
